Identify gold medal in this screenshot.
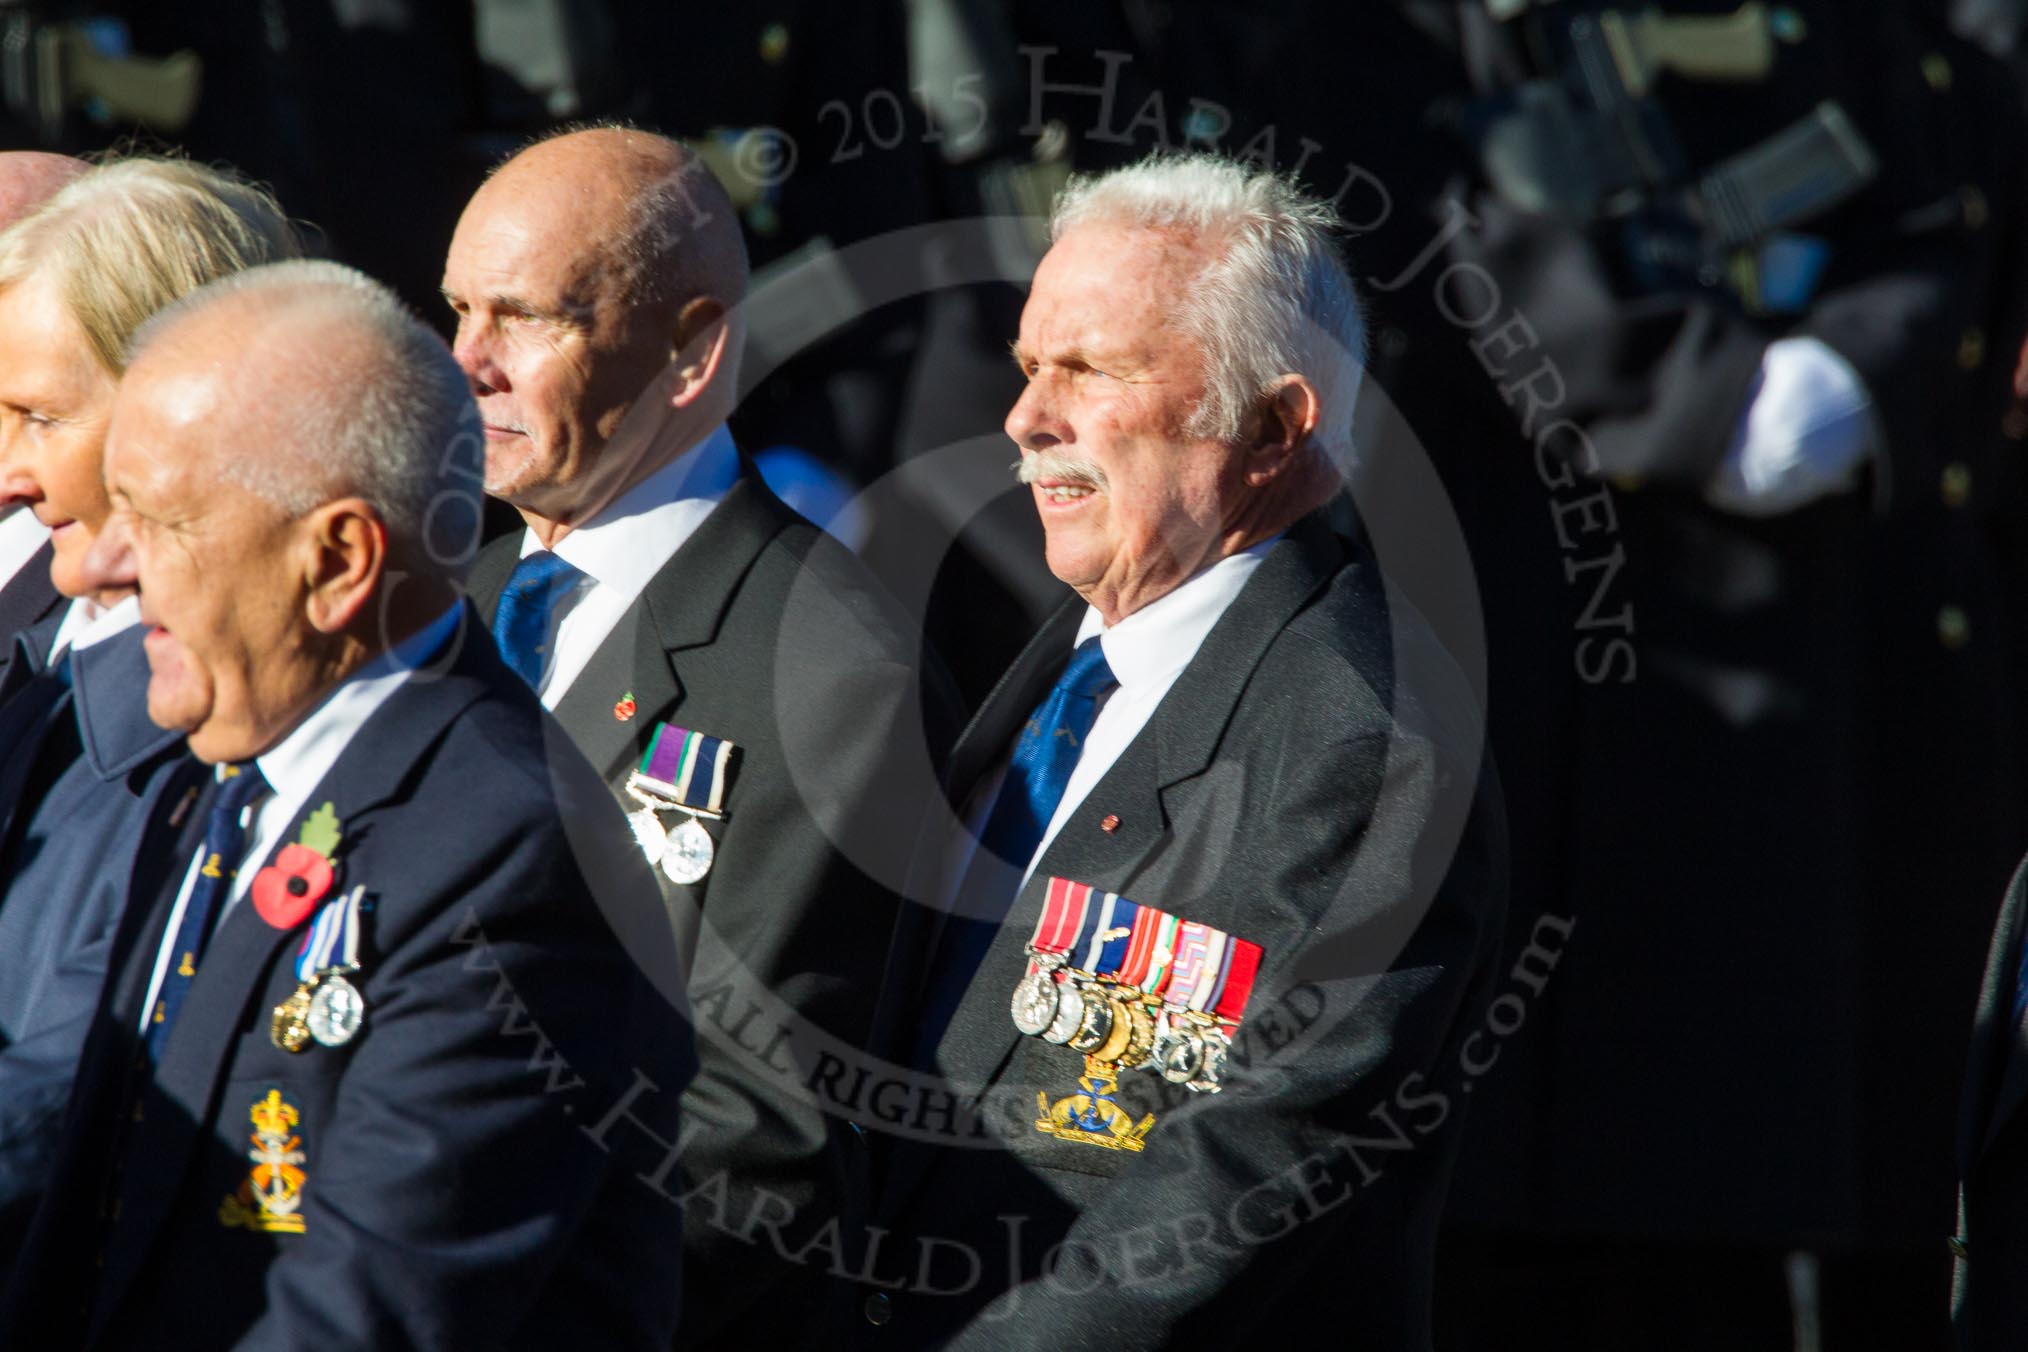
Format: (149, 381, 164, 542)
(270, 980, 315, 1054)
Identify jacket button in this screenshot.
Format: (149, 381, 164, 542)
(864, 1292, 893, 1325)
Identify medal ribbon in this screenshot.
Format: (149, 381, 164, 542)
(1030, 877, 1094, 957)
(1209, 938, 1264, 1031)
(636, 722, 737, 815)
(1184, 930, 1232, 1013)
(294, 885, 363, 982)
(1079, 892, 1139, 975)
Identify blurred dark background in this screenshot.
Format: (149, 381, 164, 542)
(8, 2, 2028, 1347)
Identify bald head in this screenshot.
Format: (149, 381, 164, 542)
(0, 152, 85, 231)
(127, 260, 481, 570)
(479, 127, 747, 312)
(443, 127, 749, 535)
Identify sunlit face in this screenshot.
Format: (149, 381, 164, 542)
(0, 268, 120, 599)
(441, 175, 674, 519)
(1006, 224, 1245, 619)
(98, 359, 305, 762)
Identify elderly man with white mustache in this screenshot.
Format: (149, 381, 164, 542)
(861, 153, 1504, 1349)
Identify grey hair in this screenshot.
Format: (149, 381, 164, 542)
(1050, 153, 1365, 466)
(129, 260, 482, 573)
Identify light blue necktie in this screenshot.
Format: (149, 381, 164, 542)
(493, 551, 584, 690)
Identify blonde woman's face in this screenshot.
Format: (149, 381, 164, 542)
(0, 267, 118, 600)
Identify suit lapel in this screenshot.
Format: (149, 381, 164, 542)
(545, 463, 789, 777)
(92, 606, 501, 1324)
(467, 533, 519, 622)
(0, 540, 59, 650)
(866, 600, 1085, 1077)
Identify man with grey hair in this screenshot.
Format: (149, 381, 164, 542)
(0, 151, 87, 677)
(444, 126, 958, 1345)
(0, 261, 695, 1348)
(864, 153, 1502, 1347)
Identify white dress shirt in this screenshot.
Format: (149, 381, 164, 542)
(520, 423, 740, 708)
(136, 605, 462, 1034)
(1707, 336, 1875, 516)
(47, 594, 139, 663)
(0, 507, 49, 592)
(941, 540, 1277, 913)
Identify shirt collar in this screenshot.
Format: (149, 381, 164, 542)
(254, 604, 462, 806)
(49, 593, 140, 662)
(1074, 536, 1279, 690)
(522, 423, 741, 593)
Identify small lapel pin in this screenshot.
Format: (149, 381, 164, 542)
(1100, 813, 1120, 834)
(614, 691, 637, 722)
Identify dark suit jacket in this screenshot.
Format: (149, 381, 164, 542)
(0, 605, 696, 1350)
(0, 629, 187, 1271)
(1956, 852, 2028, 1347)
(858, 511, 1505, 1348)
(0, 541, 60, 701)
(469, 461, 959, 1347)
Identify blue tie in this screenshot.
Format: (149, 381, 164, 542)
(976, 635, 1118, 873)
(494, 551, 584, 689)
(918, 637, 1117, 1057)
(146, 762, 268, 1064)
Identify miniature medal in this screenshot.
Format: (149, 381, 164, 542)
(1156, 1019, 1205, 1084)
(1040, 981, 1086, 1044)
(1066, 989, 1116, 1052)
(271, 981, 315, 1054)
(1010, 967, 1061, 1037)
(307, 972, 366, 1047)
(662, 815, 715, 885)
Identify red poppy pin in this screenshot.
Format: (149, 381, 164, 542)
(252, 802, 340, 930)
(614, 691, 637, 722)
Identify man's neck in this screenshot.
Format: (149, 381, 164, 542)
(517, 412, 719, 550)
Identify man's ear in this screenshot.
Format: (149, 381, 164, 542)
(667, 296, 730, 410)
(302, 498, 387, 635)
(1244, 375, 1322, 486)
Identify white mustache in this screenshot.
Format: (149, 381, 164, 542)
(1013, 450, 1106, 490)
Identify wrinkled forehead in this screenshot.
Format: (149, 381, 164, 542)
(449, 170, 626, 302)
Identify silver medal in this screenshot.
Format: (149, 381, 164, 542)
(1187, 1027, 1228, 1093)
(1040, 981, 1086, 1044)
(306, 973, 366, 1047)
(661, 814, 715, 885)
(1157, 1023, 1205, 1084)
(627, 807, 668, 865)
(1010, 969, 1061, 1036)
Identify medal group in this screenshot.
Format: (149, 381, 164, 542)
(625, 721, 736, 885)
(1010, 876, 1263, 1094)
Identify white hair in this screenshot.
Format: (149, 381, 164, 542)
(129, 259, 483, 573)
(1050, 153, 1366, 465)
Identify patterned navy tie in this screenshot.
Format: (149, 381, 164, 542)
(146, 762, 268, 1064)
(919, 636, 1117, 1056)
(493, 550, 584, 690)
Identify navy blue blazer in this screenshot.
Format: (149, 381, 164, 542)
(0, 604, 698, 1350)
(0, 629, 187, 1271)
